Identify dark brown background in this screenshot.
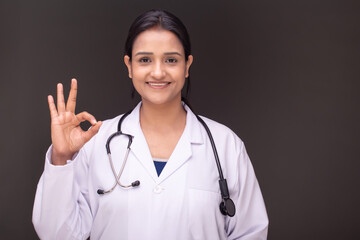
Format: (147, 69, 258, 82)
(1, 0, 359, 239)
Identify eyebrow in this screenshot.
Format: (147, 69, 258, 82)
(134, 51, 182, 56)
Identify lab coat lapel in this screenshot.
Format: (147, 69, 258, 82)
(122, 103, 159, 182)
(156, 130, 192, 183)
(121, 102, 204, 184)
(157, 105, 204, 183)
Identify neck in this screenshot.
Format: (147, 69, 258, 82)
(140, 98, 186, 132)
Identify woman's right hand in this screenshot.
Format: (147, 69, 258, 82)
(48, 79, 102, 165)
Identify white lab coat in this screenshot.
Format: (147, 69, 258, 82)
(33, 102, 268, 240)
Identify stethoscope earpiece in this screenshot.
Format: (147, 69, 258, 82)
(131, 180, 140, 187)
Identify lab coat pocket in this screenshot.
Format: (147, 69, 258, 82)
(188, 188, 226, 240)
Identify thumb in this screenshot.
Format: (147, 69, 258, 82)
(82, 121, 103, 143)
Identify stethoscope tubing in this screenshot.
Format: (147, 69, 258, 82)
(107, 148, 133, 191)
(195, 115, 224, 180)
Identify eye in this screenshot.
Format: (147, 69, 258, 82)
(139, 57, 151, 63)
(166, 58, 178, 63)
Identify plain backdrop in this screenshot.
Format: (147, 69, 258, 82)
(0, 0, 359, 239)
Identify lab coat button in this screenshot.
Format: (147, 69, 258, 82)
(153, 185, 162, 194)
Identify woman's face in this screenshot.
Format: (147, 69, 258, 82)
(124, 27, 193, 106)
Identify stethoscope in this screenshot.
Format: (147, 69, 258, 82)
(97, 109, 236, 217)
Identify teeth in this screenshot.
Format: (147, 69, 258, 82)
(148, 82, 168, 86)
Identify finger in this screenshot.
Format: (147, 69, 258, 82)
(57, 83, 66, 113)
(66, 78, 77, 113)
(82, 121, 102, 142)
(76, 111, 97, 125)
(47, 95, 58, 119)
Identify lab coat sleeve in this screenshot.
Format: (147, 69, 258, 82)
(32, 145, 92, 240)
(227, 140, 269, 240)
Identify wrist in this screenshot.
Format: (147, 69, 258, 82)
(51, 148, 74, 165)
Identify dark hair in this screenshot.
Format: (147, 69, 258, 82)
(124, 9, 192, 104)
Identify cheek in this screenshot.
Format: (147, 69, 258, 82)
(170, 65, 187, 77)
(131, 67, 148, 79)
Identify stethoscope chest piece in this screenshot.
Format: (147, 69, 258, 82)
(220, 198, 236, 217)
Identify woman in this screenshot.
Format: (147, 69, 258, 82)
(33, 9, 268, 239)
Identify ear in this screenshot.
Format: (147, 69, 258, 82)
(124, 55, 132, 78)
(185, 55, 193, 78)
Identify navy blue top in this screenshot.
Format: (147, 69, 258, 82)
(153, 160, 167, 176)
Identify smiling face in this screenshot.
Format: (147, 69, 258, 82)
(124, 27, 193, 107)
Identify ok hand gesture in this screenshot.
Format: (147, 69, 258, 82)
(48, 79, 102, 165)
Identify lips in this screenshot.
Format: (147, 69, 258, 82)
(146, 82, 171, 89)
(147, 82, 170, 86)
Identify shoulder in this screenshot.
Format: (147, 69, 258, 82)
(197, 115, 242, 140)
(197, 115, 234, 134)
(196, 114, 245, 152)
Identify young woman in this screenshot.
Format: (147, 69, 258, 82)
(33, 10, 268, 239)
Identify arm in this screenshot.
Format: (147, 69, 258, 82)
(227, 141, 269, 240)
(32, 147, 92, 239)
(33, 79, 102, 239)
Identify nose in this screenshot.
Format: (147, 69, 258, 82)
(150, 61, 166, 79)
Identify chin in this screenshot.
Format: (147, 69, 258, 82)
(142, 95, 181, 106)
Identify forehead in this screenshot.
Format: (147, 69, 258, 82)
(132, 28, 184, 54)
